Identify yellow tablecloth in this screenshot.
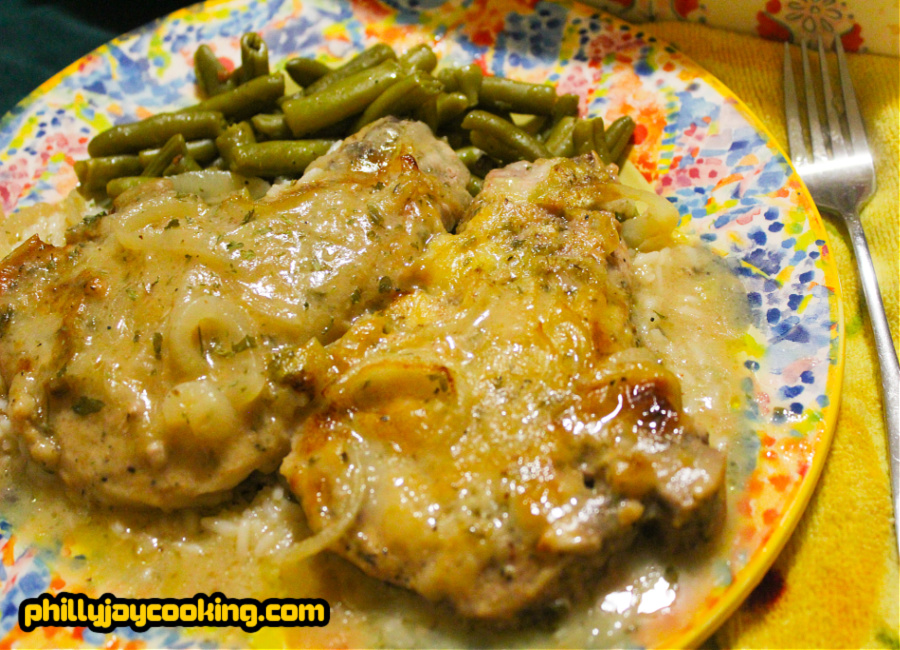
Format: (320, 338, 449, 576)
(641, 21, 899, 650)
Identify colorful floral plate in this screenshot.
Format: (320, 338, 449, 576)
(0, 0, 842, 647)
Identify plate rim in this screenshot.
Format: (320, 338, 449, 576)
(639, 37, 845, 648)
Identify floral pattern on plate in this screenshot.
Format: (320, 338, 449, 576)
(0, 0, 841, 647)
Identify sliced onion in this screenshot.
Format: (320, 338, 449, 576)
(170, 171, 270, 203)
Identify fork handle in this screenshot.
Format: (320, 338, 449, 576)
(842, 208, 900, 560)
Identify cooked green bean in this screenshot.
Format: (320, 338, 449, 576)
(572, 117, 613, 161)
(142, 133, 187, 177)
(82, 31, 641, 200)
(106, 176, 158, 199)
(139, 138, 218, 167)
(435, 67, 460, 92)
(183, 74, 284, 122)
(304, 43, 396, 96)
(478, 76, 557, 115)
(454, 145, 482, 168)
(603, 115, 634, 148)
(469, 130, 522, 165)
(544, 116, 576, 157)
(354, 71, 443, 131)
(552, 93, 579, 119)
(462, 110, 550, 162)
(414, 96, 439, 132)
(604, 115, 636, 165)
(284, 57, 331, 87)
(282, 60, 403, 137)
(75, 155, 144, 191)
(219, 121, 335, 176)
(251, 113, 293, 140)
(194, 44, 233, 97)
(88, 111, 226, 157)
(435, 92, 469, 127)
(591, 117, 612, 164)
(227, 140, 336, 177)
(457, 64, 483, 107)
(399, 44, 437, 73)
(436, 64, 482, 107)
(216, 122, 256, 169)
(163, 154, 202, 176)
(276, 90, 303, 108)
(442, 126, 471, 150)
(455, 145, 495, 178)
(238, 32, 269, 84)
(520, 114, 548, 136)
(309, 115, 358, 139)
(573, 118, 594, 156)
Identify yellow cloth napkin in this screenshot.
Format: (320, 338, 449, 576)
(641, 21, 899, 649)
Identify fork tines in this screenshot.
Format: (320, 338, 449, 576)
(782, 36, 871, 170)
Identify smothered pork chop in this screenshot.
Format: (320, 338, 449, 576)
(0, 118, 470, 509)
(281, 155, 726, 620)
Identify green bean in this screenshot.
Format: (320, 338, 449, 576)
(435, 67, 460, 92)
(83, 30, 640, 198)
(285, 57, 332, 87)
(469, 130, 521, 165)
(456, 64, 483, 107)
(414, 96, 439, 133)
(478, 76, 557, 115)
(435, 92, 469, 127)
(436, 64, 482, 107)
(308, 116, 357, 139)
(106, 176, 158, 199)
(194, 44, 233, 97)
(552, 93, 580, 119)
(604, 115, 636, 165)
(164, 154, 202, 176)
(442, 128, 471, 150)
(216, 122, 256, 170)
(139, 138, 218, 167)
(591, 117, 612, 164)
(354, 71, 443, 131)
(251, 113, 293, 140)
(544, 116, 576, 157)
(282, 60, 403, 137)
(519, 114, 548, 137)
(399, 44, 437, 73)
(276, 90, 303, 108)
(142, 133, 187, 177)
(454, 145, 482, 168)
(573, 118, 594, 156)
(603, 115, 634, 148)
(237, 32, 269, 84)
(88, 111, 226, 158)
(572, 117, 613, 161)
(75, 155, 144, 192)
(462, 110, 550, 162)
(304, 43, 396, 96)
(227, 140, 337, 177)
(455, 146, 495, 177)
(217, 121, 334, 176)
(182, 74, 284, 122)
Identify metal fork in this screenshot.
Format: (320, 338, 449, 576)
(784, 37, 900, 559)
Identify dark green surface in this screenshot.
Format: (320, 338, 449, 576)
(0, 0, 195, 116)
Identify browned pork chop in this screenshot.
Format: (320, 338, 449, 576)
(282, 155, 725, 619)
(0, 117, 470, 509)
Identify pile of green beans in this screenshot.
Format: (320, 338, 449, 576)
(76, 33, 636, 200)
